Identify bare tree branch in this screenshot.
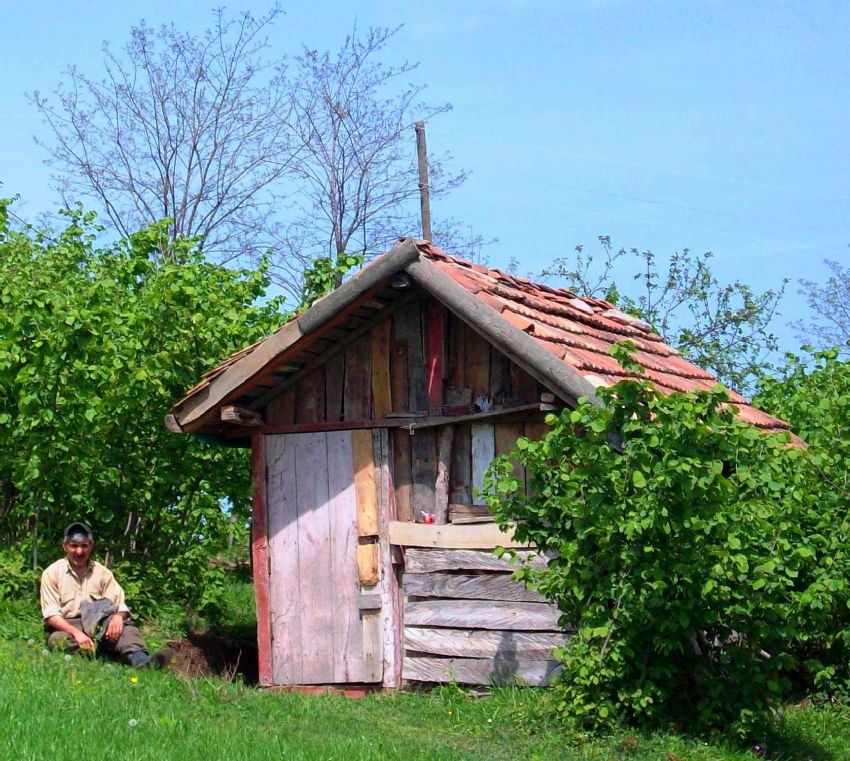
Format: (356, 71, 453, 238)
(32, 6, 297, 269)
(541, 236, 787, 393)
(276, 25, 468, 293)
(795, 258, 850, 353)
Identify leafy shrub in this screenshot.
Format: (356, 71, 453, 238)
(0, 200, 282, 609)
(0, 550, 35, 602)
(483, 347, 845, 738)
(755, 350, 850, 701)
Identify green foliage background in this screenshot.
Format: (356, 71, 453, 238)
(0, 200, 283, 610)
(755, 350, 850, 700)
(484, 345, 850, 738)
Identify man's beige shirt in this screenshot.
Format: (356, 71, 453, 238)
(40, 558, 130, 620)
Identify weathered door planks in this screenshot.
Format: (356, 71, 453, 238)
(449, 424, 472, 504)
(402, 656, 561, 687)
(405, 599, 562, 631)
(326, 430, 365, 682)
(370, 320, 392, 419)
(353, 429, 379, 537)
(266, 434, 303, 684)
(470, 423, 496, 505)
(404, 548, 547, 573)
(411, 429, 437, 520)
(465, 326, 491, 401)
(393, 298, 427, 411)
(403, 572, 546, 603)
(324, 352, 345, 423)
(294, 367, 325, 423)
(446, 312, 467, 392)
(266, 430, 387, 685)
(391, 428, 413, 522)
(404, 627, 568, 660)
(374, 428, 401, 688)
(343, 335, 372, 420)
(389, 339, 410, 413)
(295, 432, 335, 683)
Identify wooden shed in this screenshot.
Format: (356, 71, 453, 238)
(167, 238, 794, 689)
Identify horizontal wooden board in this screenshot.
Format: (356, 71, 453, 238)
(402, 656, 561, 686)
(449, 516, 496, 525)
(389, 521, 529, 549)
(449, 503, 491, 515)
(404, 627, 569, 659)
(403, 572, 546, 603)
(404, 599, 562, 631)
(404, 548, 548, 574)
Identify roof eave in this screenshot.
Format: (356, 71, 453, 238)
(403, 257, 602, 409)
(169, 237, 422, 433)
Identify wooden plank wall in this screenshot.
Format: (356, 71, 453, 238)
(266, 299, 542, 428)
(266, 431, 388, 685)
(265, 297, 549, 523)
(400, 548, 568, 686)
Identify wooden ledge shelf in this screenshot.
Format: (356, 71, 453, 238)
(401, 402, 559, 431)
(388, 520, 531, 550)
(254, 402, 560, 437)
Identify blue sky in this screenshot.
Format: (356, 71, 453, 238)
(1, 1, 848, 351)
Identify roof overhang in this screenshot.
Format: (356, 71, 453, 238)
(167, 238, 603, 437)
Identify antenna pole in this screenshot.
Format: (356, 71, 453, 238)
(415, 120, 432, 241)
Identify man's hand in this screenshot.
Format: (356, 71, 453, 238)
(104, 613, 124, 642)
(73, 629, 95, 652)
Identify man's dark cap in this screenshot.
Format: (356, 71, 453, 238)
(62, 521, 93, 543)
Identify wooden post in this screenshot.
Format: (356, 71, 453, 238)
(434, 424, 455, 525)
(415, 120, 432, 241)
(251, 434, 273, 686)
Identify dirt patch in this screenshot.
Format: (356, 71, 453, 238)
(166, 631, 258, 684)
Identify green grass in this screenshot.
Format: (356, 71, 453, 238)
(2, 597, 850, 760)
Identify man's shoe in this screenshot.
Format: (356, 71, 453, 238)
(128, 650, 152, 668)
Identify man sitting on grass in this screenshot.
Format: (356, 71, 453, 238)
(40, 520, 171, 668)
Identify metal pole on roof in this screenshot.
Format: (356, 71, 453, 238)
(415, 120, 432, 241)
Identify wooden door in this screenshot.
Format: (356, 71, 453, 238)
(265, 429, 397, 685)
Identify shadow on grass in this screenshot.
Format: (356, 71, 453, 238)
(763, 710, 843, 761)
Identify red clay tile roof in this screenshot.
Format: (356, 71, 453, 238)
(419, 245, 796, 438)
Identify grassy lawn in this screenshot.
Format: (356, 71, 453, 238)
(1, 595, 849, 760)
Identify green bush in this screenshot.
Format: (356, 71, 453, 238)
(483, 346, 846, 738)
(755, 350, 850, 701)
(0, 549, 35, 602)
(0, 201, 283, 610)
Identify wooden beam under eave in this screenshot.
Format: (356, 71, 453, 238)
(221, 406, 264, 427)
(164, 413, 184, 433)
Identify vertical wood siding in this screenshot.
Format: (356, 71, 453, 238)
(251, 434, 273, 686)
(265, 297, 550, 528)
(266, 431, 389, 685)
(277, 298, 541, 425)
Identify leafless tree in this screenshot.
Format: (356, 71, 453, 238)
(32, 14, 477, 301)
(276, 26, 467, 290)
(795, 259, 850, 353)
(31, 6, 296, 266)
